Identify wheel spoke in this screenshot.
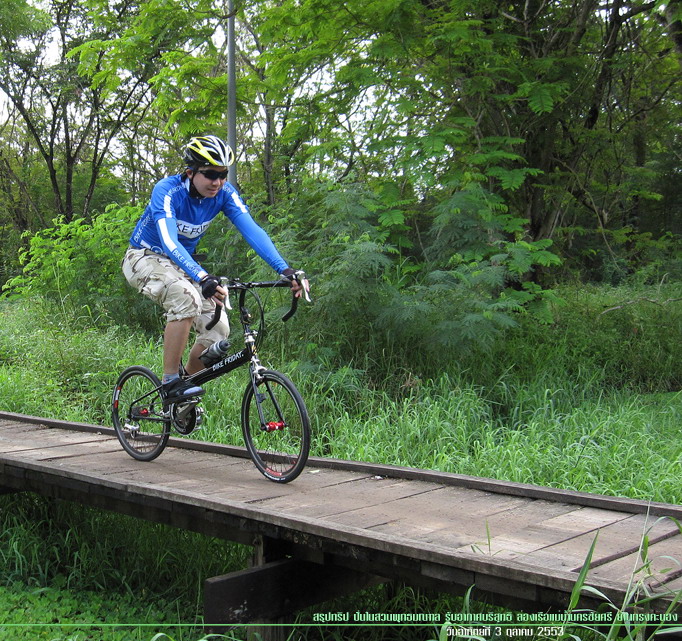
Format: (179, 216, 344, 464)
(112, 367, 170, 461)
(242, 371, 310, 483)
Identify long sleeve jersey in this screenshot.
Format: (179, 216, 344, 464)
(129, 174, 289, 281)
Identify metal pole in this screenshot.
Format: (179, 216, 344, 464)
(227, 0, 237, 187)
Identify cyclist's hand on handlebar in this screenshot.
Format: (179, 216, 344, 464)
(199, 274, 227, 304)
(281, 268, 311, 302)
(213, 283, 227, 305)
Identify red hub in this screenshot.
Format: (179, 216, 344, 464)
(265, 421, 285, 432)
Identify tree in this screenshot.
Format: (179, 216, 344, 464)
(231, 0, 680, 278)
(0, 0, 159, 222)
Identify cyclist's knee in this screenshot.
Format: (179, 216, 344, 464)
(195, 312, 230, 348)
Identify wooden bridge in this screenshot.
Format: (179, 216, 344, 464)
(1, 410, 681, 636)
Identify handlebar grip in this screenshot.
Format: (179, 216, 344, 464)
(281, 294, 298, 322)
(205, 305, 221, 330)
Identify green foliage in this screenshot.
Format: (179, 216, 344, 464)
(0, 583, 194, 640)
(258, 178, 564, 377)
(0, 0, 50, 46)
(3, 205, 161, 332)
(0, 493, 247, 640)
(3, 0, 681, 300)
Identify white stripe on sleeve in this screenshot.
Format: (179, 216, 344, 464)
(158, 217, 178, 252)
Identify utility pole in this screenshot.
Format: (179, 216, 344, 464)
(227, 0, 237, 187)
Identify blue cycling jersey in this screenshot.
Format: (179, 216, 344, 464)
(129, 174, 289, 281)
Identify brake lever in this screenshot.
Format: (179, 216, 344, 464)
(220, 277, 233, 311)
(299, 275, 312, 303)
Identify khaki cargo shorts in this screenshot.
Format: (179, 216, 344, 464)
(122, 247, 229, 347)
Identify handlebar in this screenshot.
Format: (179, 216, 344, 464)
(205, 274, 311, 331)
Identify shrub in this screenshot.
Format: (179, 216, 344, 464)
(3, 205, 162, 332)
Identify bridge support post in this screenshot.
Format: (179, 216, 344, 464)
(204, 536, 383, 640)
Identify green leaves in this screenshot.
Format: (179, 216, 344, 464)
(485, 166, 543, 191)
(515, 81, 568, 114)
(0, 0, 50, 44)
(3, 205, 155, 328)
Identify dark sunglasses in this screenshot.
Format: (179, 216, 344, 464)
(197, 169, 229, 180)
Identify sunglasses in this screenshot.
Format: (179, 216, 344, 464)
(197, 169, 229, 181)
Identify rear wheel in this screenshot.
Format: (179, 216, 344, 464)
(112, 366, 170, 461)
(241, 370, 310, 483)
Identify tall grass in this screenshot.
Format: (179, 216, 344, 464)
(0, 282, 681, 640)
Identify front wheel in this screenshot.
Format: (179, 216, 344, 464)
(242, 370, 310, 483)
(112, 366, 170, 461)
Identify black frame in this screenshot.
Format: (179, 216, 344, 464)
(176, 279, 293, 389)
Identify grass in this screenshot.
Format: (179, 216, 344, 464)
(0, 493, 250, 640)
(0, 582, 199, 641)
(0, 283, 681, 641)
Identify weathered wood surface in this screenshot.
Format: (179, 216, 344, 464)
(0, 411, 680, 614)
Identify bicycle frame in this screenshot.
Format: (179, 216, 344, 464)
(124, 279, 298, 403)
(182, 279, 294, 389)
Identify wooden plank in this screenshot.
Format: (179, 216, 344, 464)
(1, 414, 681, 616)
(449, 505, 633, 560)
(160, 468, 376, 506)
(7, 442, 123, 462)
(58, 450, 152, 476)
(363, 500, 622, 559)
(659, 573, 682, 594)
(300, 453, 682, 519)
(328, 487, 537, 541)
(4, 411, 682, 519)
(0, 428, 116, 449)
(3, 450, 678, 613)
(513, 513, 681, 573)
(0, 414, 106, 429)
(587, 534, 682, 588)
(0, 420, 105, 439)
(140, 448, 245, 470)
(250, 476, 446, 518)
(0, 442, 55, 455)
(0, 420, 55, 433)
(197, 468, 375, 499)
(114, 458, 299, 504)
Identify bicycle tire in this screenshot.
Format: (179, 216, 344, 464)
(112, 366, 170, 462)
(241, 369, 310, 483)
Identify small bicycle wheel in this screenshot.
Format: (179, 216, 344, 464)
(112, 366, 170, 461)
(241, 369, 310, 483)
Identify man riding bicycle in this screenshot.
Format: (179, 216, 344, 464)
(122, 135, 305, 404)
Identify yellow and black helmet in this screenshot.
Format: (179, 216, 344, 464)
(183, 135, 235, 168)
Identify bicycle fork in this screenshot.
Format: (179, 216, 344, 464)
(249, 368, 286, 433)
(253, 381, 287, 432)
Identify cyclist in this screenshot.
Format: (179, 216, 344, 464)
(122, 135, 305, 403)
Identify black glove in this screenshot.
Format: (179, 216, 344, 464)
(280, 268, 296, 281)
(281, 268, 309, 283)
(199, 275, 221, 299)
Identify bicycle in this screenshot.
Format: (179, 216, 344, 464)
(111, 274, 311, 483)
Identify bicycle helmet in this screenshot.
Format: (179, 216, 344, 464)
(183, 135, 234, 168)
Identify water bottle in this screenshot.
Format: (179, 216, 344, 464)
(199, 339, 231, 366)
